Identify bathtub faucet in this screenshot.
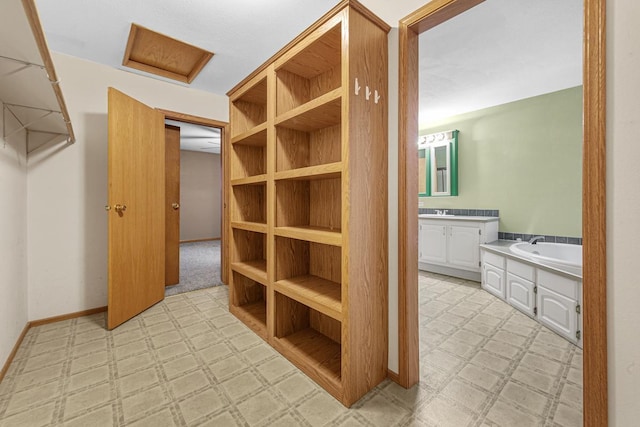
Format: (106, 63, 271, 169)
(529, 236, 545, 245)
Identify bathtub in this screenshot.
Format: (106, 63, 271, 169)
(509, 242, 582, 269)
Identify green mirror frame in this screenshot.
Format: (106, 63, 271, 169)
(418, 129, 459, 197)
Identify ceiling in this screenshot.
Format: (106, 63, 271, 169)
(165, 120, 221, 154)
(419, 0, 583, 127)
(34, 0, 582, 130)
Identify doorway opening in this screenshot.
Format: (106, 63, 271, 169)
(160, 110, 229, 296)
(396, 0, 606, 425)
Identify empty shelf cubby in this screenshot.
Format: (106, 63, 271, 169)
(232, 183, 266, 225)
(275, 24, 342, 116)
(275, 178, 341, 232)
(276, 124, 341, 172)
(231, 271, 267, 336)
(231, 229, 267, 285)
(231, 143, 266, 180)
(231, 77, 268, 136)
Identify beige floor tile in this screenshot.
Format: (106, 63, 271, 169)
(458, 365, 501, 391)
(486, 399, 543, 426)
(559, 382, 583, 408)
(68, 365, 110, 391)
(273, 372, 318, 403)
(417, 396, 474, 427)
(380, 382, 433, 411)
(162, 354, 199, 380)
(70, 350, 109, 373)
(22, 348, 68, 372)
(197, 342, 233, 363)
(0, 401, 56, 427)
(146, 321, 177, 336)
(482, 339, 520, 358)
(169, 370, 210, 399)
(150, 330, 183, 349)
(72, 338, 108, 356)
(221, 371, 264, 401)
(119, 367, 159, 395)
(297, 391, 349, 426)
(256, 357, 297, 383)
(553, 402, 583, 427)
(156, 341, 190, 361)
(5, 381, 59, 414)
(520, 353, 563, 376)
(236, 390, 285, 425)
(181, 321, 210, 338)
(128, 408, 177, 427)
(122, 386, 168, 423)
(63, 405, 115, 427)
(198, 411, 243, 427)
(499, 381, 549, 416)
(470, 350, 511, 374)
(114, 340, 149, 359)
(511, 365, 556, 394)
(116, 352, 155, 376)
(63, 383, 112, 419)
(209, 355, 249, 381)
(12, 362, 65, 391)
(241, 344, 277, 364)
(441, 379, 490, 411)
(190, 331, 224, 351)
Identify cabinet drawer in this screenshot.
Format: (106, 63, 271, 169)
(507, 259, 535, 282)
(538, 269, 579, 299)
(482, 250, 505, 269)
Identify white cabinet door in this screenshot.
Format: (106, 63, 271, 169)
(537, 285, 578, 343)
(448, 225, 481, 270)
(419, 223, 447, 264)
(482, 263, 506, 300)
(507, 273, 535, 317)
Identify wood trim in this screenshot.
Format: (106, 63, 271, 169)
(0, 323, 30, 383)
(158, 109, 228, 129)
(21, 0, 75, 142)
(180, 237, 221, 243)
(397, 15, 420, 389)
(226, 0, 389, 96)
(30, 306, 107, 328)
(397, 0, 607, 424)
(582, 0, 607, 425)
(387, 369, 400, 384)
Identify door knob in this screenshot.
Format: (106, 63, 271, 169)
(172, 203, 180, 210)
(105, 205, 111, 211)
(114, 204, 127, 213)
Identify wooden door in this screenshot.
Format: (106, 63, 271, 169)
(165, 125, 181, 285)
(107, 88, 165, 330)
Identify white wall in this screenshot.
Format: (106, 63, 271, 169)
(180, 151, 221, 241)
(26, 53, 228, 320)
(607, 0, 640, 424)
(0, 115, 28, 367)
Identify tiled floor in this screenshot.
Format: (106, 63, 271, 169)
(0, 272, 582, 426)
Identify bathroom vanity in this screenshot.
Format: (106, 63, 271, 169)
(480, 241, 583, 347)
(418, 215, 499, 281)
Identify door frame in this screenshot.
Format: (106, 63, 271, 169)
(396, 1, 607, 425)
(158, 109, 230, 284)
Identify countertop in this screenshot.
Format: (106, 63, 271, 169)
(418, 214, 500, 222)
(481, 240, 582, 279)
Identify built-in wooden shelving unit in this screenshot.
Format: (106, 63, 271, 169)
(0, 0, 75, 153)
(227, 0, 389, 407)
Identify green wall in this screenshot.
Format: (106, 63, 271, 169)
(420, 86, 582, 237)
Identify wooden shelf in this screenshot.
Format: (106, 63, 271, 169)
(231, 123, 267, 146)
(231, 260, 268, 286)
(230, 302, 267, 339)
(275, 226, 341, 246)
(231, 221, 267, 234)
(231, 174, 268, 186)
(275, 275, 341, 321)
(275, 162, 341, 181)
(275, 89, 342, 132)
(273, 329, 341, 397)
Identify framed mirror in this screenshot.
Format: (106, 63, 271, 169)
(418, 129, 458, 197)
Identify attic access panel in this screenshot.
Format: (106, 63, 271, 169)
(122, 23, 213, 84)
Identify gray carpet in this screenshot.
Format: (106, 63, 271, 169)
(165, 240, 223, 296)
